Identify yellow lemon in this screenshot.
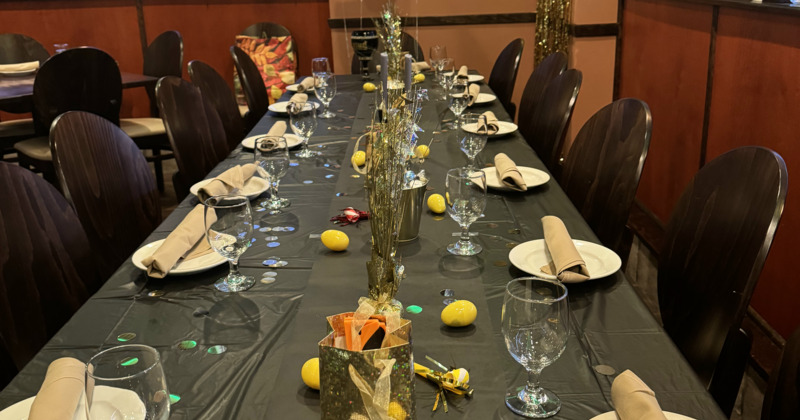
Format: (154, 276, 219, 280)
(413, 73, 425, 83)
(414, 144, 430, 158)
(388, 401, 407, 420)
(351, 150, 366, 166)
(427, 194, 445, 214)
(321, 229, 349, 251)
(301, 357, 320, 390)
(363, 82, 377, 92)
(441, 300, 477, 327)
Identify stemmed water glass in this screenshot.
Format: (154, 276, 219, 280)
(448, 79, 469, 129)
(438, 57, 455, 91)
(255, 136, 290, 210)
(430, 45, 447, 79)
(204, 195, 255, 293)
(459, 113, 488, 171)
(288, 101, 318, 158)
(311, 57, 331, 76)
(314, 72, 337, 119)
(86, 344, 170, 420)
(445, 168, 486, 256)
(502, 277, 570, 418)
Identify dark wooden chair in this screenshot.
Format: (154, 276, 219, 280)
(188, 60, 245, 151)
(14, 47, 122, 184)
(51, 111, 161, 280)
(0, 162, 97, 382)
(518, 51, 567, 127)
(559, 99, 652, 261)
(488, 38, 524, 119)
(349, 32, 425, 74)
(523, 68, 582, 176)
(156, 76, 229, 200)
(658, 146, 788, 413)
(120, 30, 183, 192)
(762, 326, 800, 420)
(231, 45, 271, 132)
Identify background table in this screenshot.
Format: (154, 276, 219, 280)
(0, 72, 156, 108)
(0, 75, 726, 419)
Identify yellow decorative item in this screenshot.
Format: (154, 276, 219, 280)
(414, 145, 429, 158)
(352, 151, 367, 167)
(321, 230, 349, 251)
(441, 300, 477, 327)
(427, 194, 445, 214)
(387, 401, 407, 420)
(363, 82, 377, 92)
(413, 73, 425, 83)
(301, 357, 320, 390)
(444, 368, 469, 384)
(414, 360, 473, 413)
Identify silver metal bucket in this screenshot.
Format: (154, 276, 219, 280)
(398, 179, 428, 242)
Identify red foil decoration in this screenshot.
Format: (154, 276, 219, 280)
(330, 207, 370, 226)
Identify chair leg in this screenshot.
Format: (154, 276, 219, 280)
(151, 147, 165, 193)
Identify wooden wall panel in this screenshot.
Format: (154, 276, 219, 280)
(707, 7, 800, 338)
(618, 0, 713, 222)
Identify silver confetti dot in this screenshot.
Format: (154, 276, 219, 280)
(263, 259, 278, 266)
(276, 261, 288, 267)
(263, 271, 278, 277)
(286, 227, 295, 232)
(303, 180, 314, 184)
(147, 290, 164, 297)
(259, 227, 269, 232)
(272, 227, 285, 232)
(267, 242, 281, 248)
(325, 174, 335, 179)
(260, 278, 276, 284)
(256, 207, 266, 212)
(324, 163, 330, 167)
(594, 365, 616, 376)
(207, 345, 227, 355)
(265, 235, 278, 241)
(289, 162, 299, 167)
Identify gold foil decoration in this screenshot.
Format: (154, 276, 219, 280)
(535, 0, 572, 65)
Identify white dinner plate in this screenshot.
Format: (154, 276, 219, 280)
(241, 133, 303, 150)
(286, 83, 314, 92)
(0, 386, 146, 420)
(268, 101, 318, 114)
(508, 239, 622, 282)
(189, 176, 269, 200)
(461, 121, 519, 137)
(471, 93, 496, 105)
(132, 239, 227, 276)
(444, 72, 484, 83)
(591, 411, 695, 420)
(480, 166, 550, 191)
(0, 69, 36, 77)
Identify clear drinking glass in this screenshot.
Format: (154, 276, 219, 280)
(439, 58, 455, 90)
(311, 57, 331, 76)
(445, 168, 486, 256)
(288, 101, 318, 158)
(254, 136, 290, 210)
(204, 195, 255, 293)
(459, 113, 488, 171)
(502, 277, 570, 418)
(448, 79, 469, 130)
(85, 344, 169, 420)
(429, 45, 447, 79)
(314, 73, 337, 119)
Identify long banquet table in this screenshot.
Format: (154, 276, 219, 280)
(0, 74, 726, 419)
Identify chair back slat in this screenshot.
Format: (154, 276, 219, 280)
(189, 60, 245, 150)
(488, 38, 524, 118)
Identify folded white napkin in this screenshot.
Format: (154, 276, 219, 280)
(289, 93, 308, 104)
(611, 370, 668, 420)
(494, 153, 527, 192)
(28, 358, 84, 420)
(467, 84, 481, 106)
(141, 204, 215, 278)
(540, 216, 590, 282)
(478, 111, 499, 135)
(0, 61, 38, 73)
(296, 77, 315, 92)
(267, 121, 287, 137)
(457, 65, 469, 79)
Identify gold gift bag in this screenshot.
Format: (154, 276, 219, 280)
(319, 312, 415, 420)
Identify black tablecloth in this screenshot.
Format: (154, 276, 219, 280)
(0, 74, 725, 419)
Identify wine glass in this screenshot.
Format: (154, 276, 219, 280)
(438, 58, 455, 91)
(430, 45, 447, 79)
(314, 73, 337, 119)
(448, 79, 469, 130)
(502, 277, 570, 418)
(459, 113, 488, 171)
(311, 57, 331, 76)
(204, 195, 255, 293)
(288, 101, 318, 158)
(352, 30, 378, 80)
(254, 136, 290, 210)
(445, 168, 486, 256)
(85, 344, 169, 420)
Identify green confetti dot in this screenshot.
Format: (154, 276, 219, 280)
(169, 394, 181, 404)
(117, 333, 136, 342)
(120, 357, 139, 367)
(207, 345, 227, 355)
(406, 305, 423, 314)
(178, 340, 197, 350)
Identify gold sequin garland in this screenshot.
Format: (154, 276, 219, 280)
(535, 0, 572, 65)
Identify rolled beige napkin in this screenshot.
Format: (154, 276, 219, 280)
(289, 93, 308, 104)
(611, 370, 668, 420)
(267, 121, 287, 137)
(196, 163, 258, 203)
(457, 65, 469, 79)
(141, 204, 216, 278)
(467, 84, 481, 106)
(28, 357, 84, 420)
(478, 111, 500, 135)
(0, 61, 38, 72)
(412, 61, 431, 72)
(296, 77, 315, 92)
(494, 153, 527, 192)
(540, 216, 591, 282)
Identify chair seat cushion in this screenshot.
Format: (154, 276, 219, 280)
(120, 118, 166, 138)
(0, 118, 35, 138)
(239, 104, 249, 118)
(13, 136, 51, 161)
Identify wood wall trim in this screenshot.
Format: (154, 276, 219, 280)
(670, 0, 800, 15)
(328, 14, 619, 38)
(699, 5, 719, 168)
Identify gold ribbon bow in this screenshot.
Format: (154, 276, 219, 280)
(348, 359, 396, 420)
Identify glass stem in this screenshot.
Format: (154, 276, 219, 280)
(524, 370, 542, 404)
(228, 260, 241, 283)
(460, 224, 471, 243)
(324, 102, 330, 115)
(270, 180, 280, 200)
